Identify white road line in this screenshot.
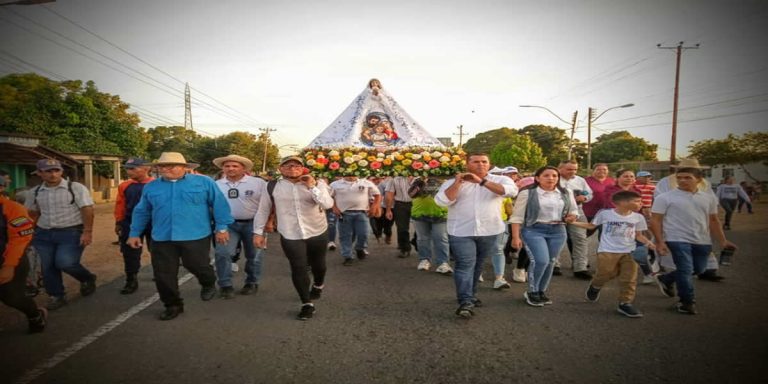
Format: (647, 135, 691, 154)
(15, 273, 195, 384)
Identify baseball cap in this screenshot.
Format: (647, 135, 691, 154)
(502, 166, 519, 174)
(279, 156, 304, 166)
(36, 159, 63, 171)
(124, 157, 149, 169)
(636, 171, 652, 177)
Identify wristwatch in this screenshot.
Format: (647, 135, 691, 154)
(479, 179, 488, 187)
(217, 229, 228, 234)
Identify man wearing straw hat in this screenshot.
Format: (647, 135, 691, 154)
(212, 154, 266, 298)
(127, 152, 233, 320)
(653, 158, 724, 282)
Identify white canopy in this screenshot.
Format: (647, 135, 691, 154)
(306, 80, 445, 149)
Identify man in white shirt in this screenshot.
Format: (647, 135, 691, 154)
(253, 156, 334, 320)
(435, 153, 518, 318)
(385, 176, 414, 258)
(330, 175, 381, 265)
(213, 155, 267, 298)
(557, 160, 593, 279)
(650, 166, 737, 315)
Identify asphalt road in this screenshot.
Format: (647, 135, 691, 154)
(2, 205, 767, 384)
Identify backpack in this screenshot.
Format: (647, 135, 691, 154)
(33, 181, 78, 208)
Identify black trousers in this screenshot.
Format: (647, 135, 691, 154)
(119, 221, 151, 276)
(0, 254, 39, 318)
(369, 214, 393, 239)
(151, 236, 216, 307)
(393, 201, 412, 252)
(280, 231, 328, 304)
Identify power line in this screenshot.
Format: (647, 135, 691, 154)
(0, 49, 67, 80)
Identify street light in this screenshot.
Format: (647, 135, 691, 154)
(519, 105, 579, 159)
(587, 103, 634, 169)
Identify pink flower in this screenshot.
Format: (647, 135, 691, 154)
(317, 157, 329, 165)
(329, 162, 340, 170)
(428, 159, 440, 168)
(412, 161, 424, 170)
(371, 161, 382, 169)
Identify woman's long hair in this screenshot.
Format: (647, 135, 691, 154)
(522, 166, 569, 195)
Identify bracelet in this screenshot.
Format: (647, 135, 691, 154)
(479, 179, 487, 187)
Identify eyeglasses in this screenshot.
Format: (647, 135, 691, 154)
(41, 169, 62, 173)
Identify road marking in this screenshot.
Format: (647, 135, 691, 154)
(15, 273, 194, 384)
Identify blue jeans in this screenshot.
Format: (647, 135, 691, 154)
(492, 229, 509, 277)
(214, 221, 264, 288)
(413, 219, 449, 265)
(339, 211, 369, 259)
(449, 234, 501, 306)
(521, 224, 567, 293)
(325, 209, 337, 243)
(32, 228, 93, 298)
(631, 243, 651, 276)
(658, 242, 711, 304)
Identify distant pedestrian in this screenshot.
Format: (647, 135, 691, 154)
(330, 173, 381, 265)
(556, 160, 593, 279)
(253, 156, 334, 320)
(369, 176, 394, 245)
(409, 175, 452, 274)
(212, 154, 266, 298)
(435, 153, 518, 318)
(716, 176, 750, 230)
(572, 190, 655, 318)
(114, 157, 154, 295)
(650, 166, 737, 315)
(25, 159, 97, 311)
(510, 166, 579, 307)
(1, 176, 47, 333)
(737, 181, 754, 214)
(128, 152, 233, 321)
(385, 176, 414, 258)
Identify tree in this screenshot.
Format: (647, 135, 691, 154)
(589, 131, 657, 166)
(518, 124, 570, 166)
(489, 134, 546, 172)
(190, 131, 280, 174)
(689, 132, 768, 183)
(462, 128, 517, 154)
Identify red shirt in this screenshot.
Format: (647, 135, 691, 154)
(582, 176, 614, 218)
(635, 183, 656, 208)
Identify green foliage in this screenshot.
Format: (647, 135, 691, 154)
(489, 134, 546, 172)
(462, 128, 517, 155)
(689, 132, 768, 183)
(519, 124, 571, 166)
(589, 131, 657, 165)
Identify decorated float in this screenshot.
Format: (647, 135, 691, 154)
(301, 79, 466, 178)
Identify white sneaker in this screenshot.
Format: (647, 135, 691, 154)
(231, 262, 239, 273)
(512, 268, 527, 283)
(327, 242, 337, 251)
(642, 274, 655, 285)
(493, 278, 511, 290)
(478, 274, 484, 282)
(417, 260, 431, 271)
(435, 262, 453, 275)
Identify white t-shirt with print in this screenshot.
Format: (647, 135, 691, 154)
(592, 209, 647, 253)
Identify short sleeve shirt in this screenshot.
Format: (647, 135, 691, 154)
(652, 188, 718, 245)
(592, 209, 647, 253)
(25, 180, 94, 229)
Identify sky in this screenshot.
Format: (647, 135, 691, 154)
(1, 0, 767, 160)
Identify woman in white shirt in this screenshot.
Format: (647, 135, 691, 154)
(510, 166, 579, 307)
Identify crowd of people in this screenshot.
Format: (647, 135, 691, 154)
(0, 152, 752, 331)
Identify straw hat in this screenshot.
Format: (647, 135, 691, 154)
(213, 154, 254, 171)
(671, 158, 710, 169)
(151, 152, 199, 168)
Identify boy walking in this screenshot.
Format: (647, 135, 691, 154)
(572, 191, 655, 318)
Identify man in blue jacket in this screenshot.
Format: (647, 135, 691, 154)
(128, 152, 233, 320)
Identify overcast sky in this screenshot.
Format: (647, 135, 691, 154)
(1, 0, 766, 160)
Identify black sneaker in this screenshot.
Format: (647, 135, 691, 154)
(356, 249, 369, 260)
(573, 270, 593, 280)
(552, 266, 562, 276)
(676, 302, 698, 315)
(698, 269, 725, 282)
(309, 285, 323, 300)
(471, 297, 483, 307)
(219, 286, 235, 299)
(297, 304, 315, 320)
(46, 296, 67, 311)
(28, 307, 48, 333)
(655, 275, 676, 298)
(617, 303, 644, 318)
(538, 291, 553, 305)
(585, 285, 601, 302)
(80, 274, 97, 296)
(398, 250, 410, 258)
(455, 303, 474, 319)
(342, 258, 356, 266)
(200, 285, 217, 301)
(159, 306, 184, 321)
(524, 291, 544, 307)
(240, 283, 258, 295)
(120, 279, 138, 295)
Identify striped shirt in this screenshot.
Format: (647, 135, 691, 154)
(385, 176, 413, 203)
(25, 179, 94, 229)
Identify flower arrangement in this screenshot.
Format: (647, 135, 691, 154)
(300, 146, 467, 178)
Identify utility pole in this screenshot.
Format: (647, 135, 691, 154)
(259, 127, 276, 172)
(184, 82, 193, 132)
(567, 110, 578, 160)
(453, 125, 466, 149)
(658, 41, 700, 162)
(587, 108, 595, 169)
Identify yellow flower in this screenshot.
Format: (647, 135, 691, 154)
(439, 156, 450, 163)
(422, 155, 432, 161)
(358, 160, 368, 167)
(331, 155, 341, 161)
(402, 159, 413, 166)
(367, 156, 377, 162)
(329, 150, 340, 157)
(395, 155, 405, 161)
(382, 158, 392, 165)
